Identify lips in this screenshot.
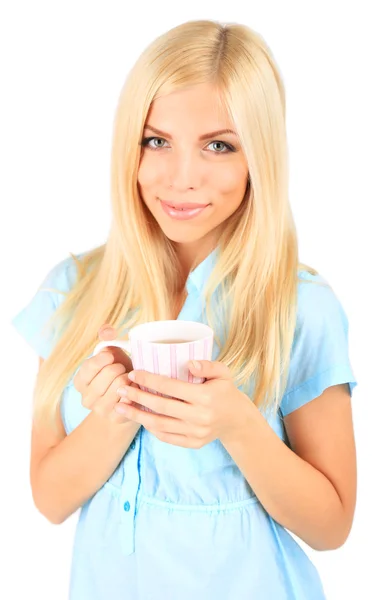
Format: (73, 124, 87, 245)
(159, 198, 210, 221)
(161, 200, 209, 211)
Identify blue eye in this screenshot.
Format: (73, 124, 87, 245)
(141, 137, 168, 149)
(207, 141, 234, 153)
(140, 137, 235, 153)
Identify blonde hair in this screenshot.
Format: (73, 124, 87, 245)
(34, 19, 316, 430)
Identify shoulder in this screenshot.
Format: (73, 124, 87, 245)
(38, 252, 87, 303)
(12, 250, 93, 359)
(279, 269, 355, 416)
(296, 269, 348, 333)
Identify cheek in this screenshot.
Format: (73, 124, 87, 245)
(137, 155, 162, 190)
(213, 164, 248, 203)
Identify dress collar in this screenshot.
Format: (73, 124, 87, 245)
(185, 247, 219, 294)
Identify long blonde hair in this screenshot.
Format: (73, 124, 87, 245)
(34, 19, 315, 430)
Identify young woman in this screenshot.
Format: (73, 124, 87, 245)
(13, 19, 357, 600)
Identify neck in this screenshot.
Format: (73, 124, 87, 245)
(174, 236, 217, 282)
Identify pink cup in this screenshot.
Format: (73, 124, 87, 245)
(93, 320, 214, 403)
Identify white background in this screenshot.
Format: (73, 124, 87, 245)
(1, 1, 371, 598)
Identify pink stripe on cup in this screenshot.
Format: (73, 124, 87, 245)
(137, 340, 144, 370)
(188, 343, 195, 383)
(152, 346, 160, 374)
(152, 345, 160, 395)
(170, 345, 177, 379)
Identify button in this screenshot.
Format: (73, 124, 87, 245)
(123, 501, 131, 512)
(130, 441, 136, 450)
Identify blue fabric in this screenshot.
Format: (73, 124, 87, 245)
(12, 257, 78, 359)
(12, 251, 357, 600)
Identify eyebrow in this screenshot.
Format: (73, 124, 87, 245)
(143, 124, 238, 141)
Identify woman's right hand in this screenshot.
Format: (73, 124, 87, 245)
(73, 325, 135, 424)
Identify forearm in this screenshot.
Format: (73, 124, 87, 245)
(33, 413, 140, 524)
(223, 409, 348, 550)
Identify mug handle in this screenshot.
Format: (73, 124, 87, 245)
(93, 339, 131, 356)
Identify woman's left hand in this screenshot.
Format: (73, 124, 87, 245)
(115, 360, 254, 448)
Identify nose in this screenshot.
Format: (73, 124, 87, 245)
(167, 150, 203, 192)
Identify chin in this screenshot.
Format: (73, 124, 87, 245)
(161, 227, 204, 245)
(148, 204, 216, 245)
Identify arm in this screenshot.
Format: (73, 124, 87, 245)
(116, 363, 356, 551)
(222, 383, 356, 550)
(31, 357, 140, 525)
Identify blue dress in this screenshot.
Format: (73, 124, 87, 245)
(12, 250, 357, 599)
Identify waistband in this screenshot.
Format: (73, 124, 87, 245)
(138, 493, 259, 512)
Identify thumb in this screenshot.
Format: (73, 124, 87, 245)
(97, 324, 133, 372)
(187, 360, 231, 381)
(98, 324, 117, 341)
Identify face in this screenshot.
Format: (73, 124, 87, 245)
(137, 82, 249, 263)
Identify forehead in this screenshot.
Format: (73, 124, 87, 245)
(145, 83, 233, 130)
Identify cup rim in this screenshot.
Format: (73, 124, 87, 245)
(128, 320, 213, 344)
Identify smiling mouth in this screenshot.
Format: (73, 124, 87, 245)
(160, 199, 210, 210)
(158, 198, 210, 221)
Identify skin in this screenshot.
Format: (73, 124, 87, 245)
(137, 82, 249, 275)
(115, 365, 356, 551)
(114, 82, 357, 550)
(33, 83, 356, 549)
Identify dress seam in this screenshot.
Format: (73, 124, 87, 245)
(138, 493, 259, 511)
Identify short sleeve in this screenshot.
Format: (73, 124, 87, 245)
(11, 256, 78, 359)
(280, 272, 357, 416)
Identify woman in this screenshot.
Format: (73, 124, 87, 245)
(13, 19, 357, 600)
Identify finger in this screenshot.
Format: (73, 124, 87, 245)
(74, 350, 115, 391)
(127, 371, 208, 404)
(115, 402, 191, 435)
(90, 372, 133, 415)
(98, 324, 117, 341)
(80, 362, 127, 407)
(146, 429, 204, 449)
(90, 362, 128, 397)
(187, 360, 231, 381)
(97, 324, 133, 372)
(118, 385, 195, 420)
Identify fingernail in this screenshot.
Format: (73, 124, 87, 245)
(99, 351, 114, 363)
(191, 360, 202, 371)
(115, 404, 128, 414)
(117, 387, 128, 396)
(100, 325, 114, 335)
(128, 372, 136, 382)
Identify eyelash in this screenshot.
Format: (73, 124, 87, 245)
(140, 136, 236, 154)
